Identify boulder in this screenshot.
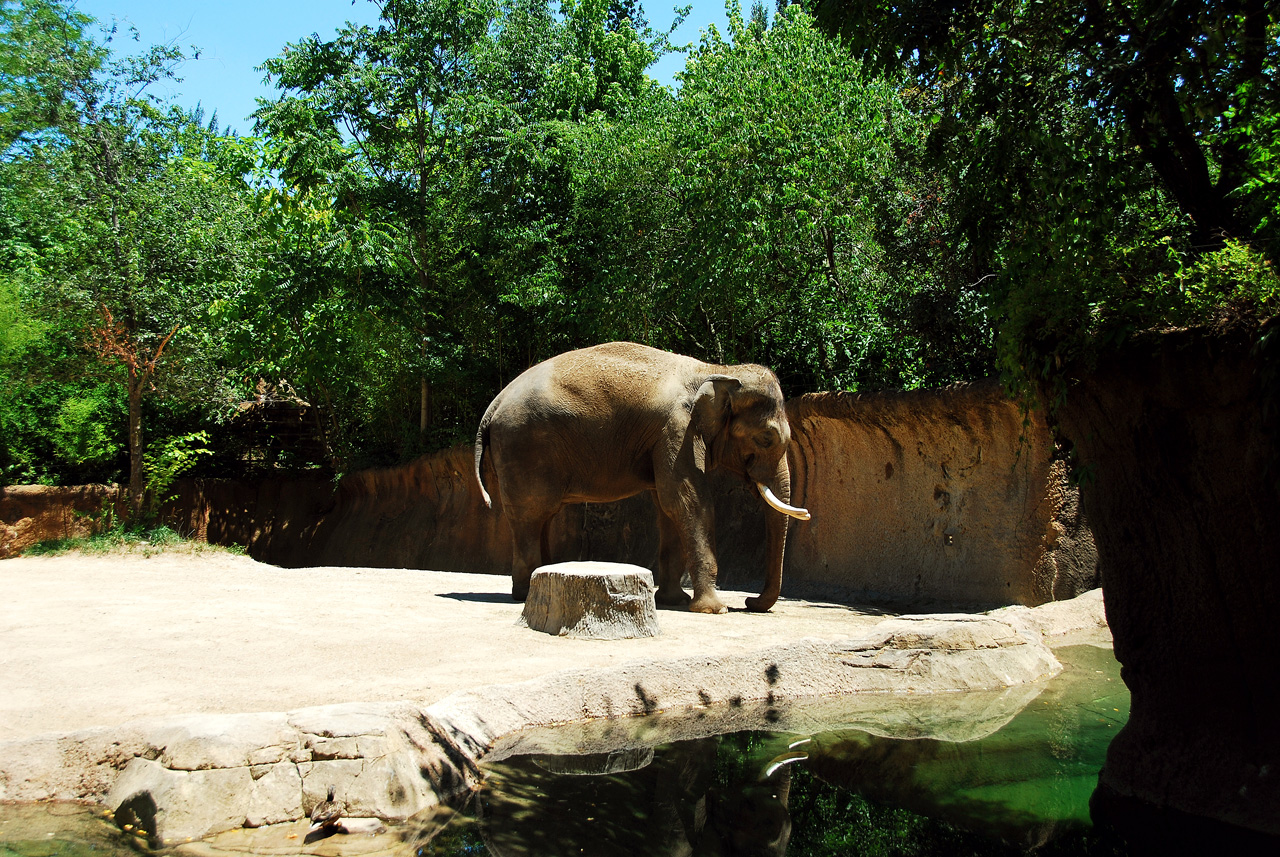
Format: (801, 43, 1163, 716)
(1057, 327, 1280, 836)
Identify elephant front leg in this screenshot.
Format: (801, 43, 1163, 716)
(685, 536, 727, 614)
(667, 500, 726, 615)
(653, 496, 691, 607)
(655, 466, 726, 613)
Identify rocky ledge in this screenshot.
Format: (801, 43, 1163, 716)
(0, 590, 1106, 844)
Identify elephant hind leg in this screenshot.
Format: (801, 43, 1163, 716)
(506, 507, 555, 602)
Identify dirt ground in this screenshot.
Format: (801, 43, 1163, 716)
(0, 551, 892, 744)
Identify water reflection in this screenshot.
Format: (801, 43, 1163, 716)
(796, 644, 1127, 849)
(0, 803, 141, 857)
(398, 644, 1127, 856)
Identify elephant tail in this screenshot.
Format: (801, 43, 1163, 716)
(474, 396, 499, 509)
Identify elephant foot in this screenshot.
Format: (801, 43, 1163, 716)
(511, 585, 529, 602)
(656, 587, 692, 607)
(743, 596, 774, 613)
(689, 593, 728, 614)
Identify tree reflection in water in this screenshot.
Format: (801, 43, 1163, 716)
(400, 645, 1136, 856)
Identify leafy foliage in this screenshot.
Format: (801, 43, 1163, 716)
(51, 384, 123, 469)
(8, 0, 1271, 484)
(1, 0, 260, 498)
(659, 4, 939, 389)
(812, 0, 1280, 397)
(143, 430, 213, 518)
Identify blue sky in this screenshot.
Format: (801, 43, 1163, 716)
(75, 0, 738, 135)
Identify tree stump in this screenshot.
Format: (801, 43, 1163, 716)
(531, 748, 655, 776)
(519, 562, 661, 639)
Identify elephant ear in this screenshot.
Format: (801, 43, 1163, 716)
(691, 375, 741, 469)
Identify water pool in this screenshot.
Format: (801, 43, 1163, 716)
(2, 644, 1129, 856)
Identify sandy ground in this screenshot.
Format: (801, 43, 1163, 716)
(0, 552, 893, 743)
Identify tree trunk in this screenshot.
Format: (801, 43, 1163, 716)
(519, 561, 660, 639)
(427, 378, 437, 437)
(127, 369, 145, 520)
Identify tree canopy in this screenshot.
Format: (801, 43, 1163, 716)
(813, 0, 1280, 391)
(2, 0, 1275, 489)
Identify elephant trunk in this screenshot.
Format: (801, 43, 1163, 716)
(745, 456, 804, 612)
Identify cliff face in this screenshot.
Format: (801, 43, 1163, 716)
(783, 383, 1095, 606)
(2, 380, 1095, 607)
(146, 380, 1095, 608)
(1056, 328, 1280, 837)
(0, 484, 127, 558)
(163, 447, 530, 574)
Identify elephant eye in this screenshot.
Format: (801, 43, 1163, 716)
(754, 433, 775, 449)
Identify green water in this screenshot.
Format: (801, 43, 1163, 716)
(0, 803, 140, 857)
(2, 645, 1130, 856)
(428, 644, 1129, 856)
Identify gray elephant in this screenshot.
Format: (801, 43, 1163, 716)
(473, 342, 809, 613)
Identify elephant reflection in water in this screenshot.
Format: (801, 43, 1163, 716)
(400, 738, 794, 856)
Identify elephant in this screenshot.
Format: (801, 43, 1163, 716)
(473, 342, 810, 614)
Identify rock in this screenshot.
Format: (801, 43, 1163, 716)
(107, 758, 252, 843)
(2, 596, 1083, 843)
(519, 562, 660, 639)
(1057, 327, 1280, 836)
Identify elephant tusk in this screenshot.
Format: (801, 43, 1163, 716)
(762, 750, 809, 779)
(757, 483, 811, 521)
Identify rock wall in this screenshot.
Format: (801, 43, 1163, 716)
(1055, 327, 1280, 836)
(2, 381, 1096, 608)
(0, 484, 127, 558)
(162, 450, 520, 574)
(784, 384, 1096, 606)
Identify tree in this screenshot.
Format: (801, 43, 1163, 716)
(813, 0, 1279, 260)
(1, 0, 257, 506)
(256, 0, 518, 450)
(250, 0, 683, 462)
(0, 0, 104, 148)
(653, 3, 940, 389)
(812, 0, 1280, 391)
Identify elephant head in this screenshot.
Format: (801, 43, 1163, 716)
(691, 368, 809, 612)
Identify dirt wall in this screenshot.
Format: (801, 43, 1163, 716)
(0, 484, 127, 558)
(2, 381, 1096, 608)
(784, 384, 1097, 606)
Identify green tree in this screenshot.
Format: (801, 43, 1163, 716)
(653, 3, 937, 389)
(250, 0, 682, 463)
(1, 0, 258, 503)
(812, 0, 1280, 392)
(814, 0, 1279, 260)
(255, 0, 508, 452)
(0, 0, 104, 148)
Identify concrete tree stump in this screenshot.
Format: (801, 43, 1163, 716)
(519, 561, 661, 639)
